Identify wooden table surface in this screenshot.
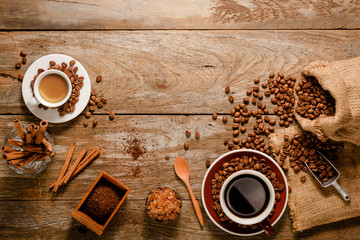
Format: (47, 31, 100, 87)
(1, 1, 360, 239)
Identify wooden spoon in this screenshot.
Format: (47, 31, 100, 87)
(174, 156, 204, 227)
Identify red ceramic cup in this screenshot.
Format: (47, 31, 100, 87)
(202, 149, 288, 236)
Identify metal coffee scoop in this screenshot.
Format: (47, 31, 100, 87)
(304, 151, 350, 201)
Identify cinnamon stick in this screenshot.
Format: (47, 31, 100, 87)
(25, 127, 32, 145)
(13, 118, 25, 141)
(2, 146, 16, 153)
(16, 154, 43, 168)
(3, 151, 32, 160)
(22, 145, 45, 154)
(49, 149, 100, 189)
(62, 148, 87, 185)
(34, 120, 48, 145)
(31, 126, 39, 139)
(52, 142, 76, 192)
(7, 158, 26, 165)
(7, 139, 23, 148)
(42, 138, 54, 157)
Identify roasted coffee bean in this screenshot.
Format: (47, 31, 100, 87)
(89, 100, 95, 106)
(254, 78, 260, 84)
(233, 130, 239, 137)
(253, 86, 259, 92)
(15, 62, 21, 69)
(70, 60, 76, 66)
(240, 127, 246, 133)
(222, 116, 228, 124)
(89, 106, 96, 112)
(22, 57, 27, 65)
(243, 97, 250, 104)
(184, 142, 189, 150)
(300, 176, 306, 182)
(269, 72, 275, 78)
(185, 130, 191, 137)
(233, 138, 240, 144)
(212, 113, 218, 120)
(225, 86, 230, 94)
(206, 160, 211, 168)
(261, 83, 267, 89)
(246, 89, 252, 95)
(229, 95, 234, 103)
(97, 102, 104, 108)
(17, 74, 24, 82)
(252, 98, 257, 105)
(195, 131, 200, 139)
(20, 50, 27, 57)
(85, 111, 91, 118)
(92, 119, 98, 127)
(49, 61, 56, 66)
(96, 75, 102, 83)
(109, 111, 115, 120)
(224, 138, 228, 145)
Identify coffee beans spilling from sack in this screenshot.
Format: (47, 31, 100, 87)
(295, 76, 336, 119)
(279, 131, 343, 181)
(211, 155, 284, 229)
(222, 72, 297, 153)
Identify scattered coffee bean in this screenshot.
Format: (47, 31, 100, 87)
(85, 111, 91, 118)
(185, 130, 191, 137)
(222, 116, 228, 124)
(15, 62, 21, 69)
(70, 60, 76, 66)
(97, 102, 104, 108)
(225, 86, 230, 94)
(243, 97, 249, 104)
(20, 50, 27, 57)
(92, 119, 98, 127)
(212, 113, 218, 120)
(84, 119, 88, 127)
(195, 131, 200, 139)
(300, 176, 306, 182)
(224, 138, 228, 145)
(22, 57, 27, 65)
(229, 95, 234, 103)
(206, 160, 211, 168)
(96, 75, 102, 83)
(165, 156, 170, 160)
(254, 78, 260, 84)
(89, 106, 96, 112)
(246, 89, 252, 95)
(184, 142, 189, 150)
(261, 83, 267, 89)
(49, 61, 56, 66)
(17, 74, 24, 82)
(109, 111, 115, 120)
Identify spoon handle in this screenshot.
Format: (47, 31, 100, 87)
(185, 181, 204, 226)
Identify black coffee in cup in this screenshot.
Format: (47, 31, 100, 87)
(225, 174, 270, 218)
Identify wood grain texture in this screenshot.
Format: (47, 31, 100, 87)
(1, 200, 360, 240)
(1, 0, 360, 30)
(1, 30, 360, 114)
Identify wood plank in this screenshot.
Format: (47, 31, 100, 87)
(0, 0, 360, 30)
(1, 30, 360, 114)
(0, 114, 247, 201)
(1, 199, 359, 239)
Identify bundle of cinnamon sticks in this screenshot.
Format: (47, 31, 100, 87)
(2, 119, 54, 168)
(50, 142, 100, 192)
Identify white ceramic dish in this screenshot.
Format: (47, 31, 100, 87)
(22, 54, 91, 123)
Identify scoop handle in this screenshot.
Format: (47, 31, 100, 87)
(332, 181, 350, 201)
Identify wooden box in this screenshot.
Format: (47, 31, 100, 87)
(71, 171, 130, 236)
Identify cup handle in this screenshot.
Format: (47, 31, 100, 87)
(26, 96, 40, 111)
(260, 218, 274, 236)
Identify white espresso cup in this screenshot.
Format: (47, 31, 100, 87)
(27, 69, 72, 110)
(220, 170, 275, 236)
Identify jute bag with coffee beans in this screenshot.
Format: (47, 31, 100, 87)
(270, 125, 360, 232)
(295, 56, 360, 145)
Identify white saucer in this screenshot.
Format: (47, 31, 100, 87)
(22, 54, 91, 123)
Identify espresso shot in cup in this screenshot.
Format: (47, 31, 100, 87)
(220, 170, 275, 236)
(27, 69, 72, 110)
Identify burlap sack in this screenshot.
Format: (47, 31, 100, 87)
(269, 125, 360, 232)
(296, 56, 360, 145)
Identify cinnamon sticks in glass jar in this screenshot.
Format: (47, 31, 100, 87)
(2, 119, 54, 168)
